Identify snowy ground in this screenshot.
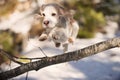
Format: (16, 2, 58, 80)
(0, 7, 120, 80)
(1, 37, 120, 80)
(9, 38, 118, 80)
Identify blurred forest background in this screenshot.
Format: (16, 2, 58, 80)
(0, 0, 120, 68)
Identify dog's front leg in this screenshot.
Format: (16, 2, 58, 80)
(49, 30, 61, 47)
(63, 43, 68, 52)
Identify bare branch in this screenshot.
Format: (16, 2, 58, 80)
(0, 49, 46, 65)
(0, 37, 120, 80)
(0, 49, 24, 65)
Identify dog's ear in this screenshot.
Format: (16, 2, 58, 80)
(56, 4, 65, 15)
(39, 4, 46, 16)
(59, 15, 67, 23)
(40, 4, 46, 11)
(34, 14, 44, 22)
(57, 15, 67, 28)
(58, 7, 65, 15)
(34, 11, 43, 22)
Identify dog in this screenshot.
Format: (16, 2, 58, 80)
(48, 15, 69, 51)
(38, 3, 79, 51)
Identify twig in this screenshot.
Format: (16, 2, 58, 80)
(13, 55, 46, 60)
(25, 60, 31, 80)
(25, 71, 29, 80)
(0, 49, 47, 64)
(0, 49, 24, 65)
(38, 47, 47, 57)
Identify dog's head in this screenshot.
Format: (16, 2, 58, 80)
(39, 3, 65, 28)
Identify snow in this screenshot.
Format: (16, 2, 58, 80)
(0, 5, 120, 80)
(104, 20, 119, 38)
(1, 38, 119, 80)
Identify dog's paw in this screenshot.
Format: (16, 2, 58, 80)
(39, 36, 47, 41)
(55, 42, 61, 47)
(68, 38, 74, 43)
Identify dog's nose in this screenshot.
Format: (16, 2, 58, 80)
(44, 20, 49, 25)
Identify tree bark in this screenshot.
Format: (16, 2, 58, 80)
(0, 37, 120, 80)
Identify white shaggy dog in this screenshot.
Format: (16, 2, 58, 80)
(38, 3, 79, 51)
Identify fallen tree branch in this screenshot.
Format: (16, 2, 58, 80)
(0, 37, 120, 80)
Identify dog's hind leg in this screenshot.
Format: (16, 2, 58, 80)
(55, 42, 61, 47)
(69, 21, 79, 43)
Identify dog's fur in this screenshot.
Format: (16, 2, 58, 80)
(38, 3, 79, 51)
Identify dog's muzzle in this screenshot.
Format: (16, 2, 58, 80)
(44, 20, 49, 25)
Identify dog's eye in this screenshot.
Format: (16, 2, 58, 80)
(52, 13, 56, 16)
(42, 13, 45, 16)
